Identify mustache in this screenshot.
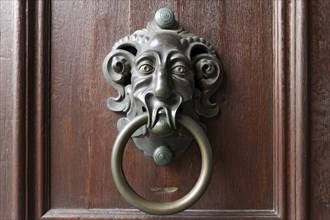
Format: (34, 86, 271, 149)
(143, 92, 182, 129)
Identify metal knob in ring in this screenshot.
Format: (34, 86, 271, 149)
(111, 112, 213, 215)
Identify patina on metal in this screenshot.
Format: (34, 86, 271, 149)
(103, 8, 223, 161)
(153, 145, 173, 166)
(102, 8, 223, 215)
(111, 112, 213, 215)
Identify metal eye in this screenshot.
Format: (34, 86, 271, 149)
(171, 65, 187, 75)
(138, 64, 155, 75)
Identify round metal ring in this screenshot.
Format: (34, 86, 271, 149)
(111, 112, 213, 215)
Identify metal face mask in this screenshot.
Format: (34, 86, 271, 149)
(103, 8, 223, 164)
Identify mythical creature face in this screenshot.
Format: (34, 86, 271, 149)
(103, 21, 222, 154)
(131, 32, 195, 135)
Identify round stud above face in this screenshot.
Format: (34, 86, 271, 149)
(103, 8, 224, 215)
(154, 8, 175, 29)
(103, 7, 223, 159)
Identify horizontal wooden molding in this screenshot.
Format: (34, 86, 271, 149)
(42, 208, 280, 219)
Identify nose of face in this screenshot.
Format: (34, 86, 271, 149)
(153, 68, 171, 99)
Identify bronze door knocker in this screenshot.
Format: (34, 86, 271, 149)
(102, 8, 223, 215)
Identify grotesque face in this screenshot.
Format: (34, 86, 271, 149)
(131, 32, 195, 135)
(103, 27, 222, 140)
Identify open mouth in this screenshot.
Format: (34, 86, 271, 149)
(144, 93, 182, 135)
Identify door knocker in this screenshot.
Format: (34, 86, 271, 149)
(102, 8, 223, 215)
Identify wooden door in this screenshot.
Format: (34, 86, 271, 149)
(1, 0, 329, 219)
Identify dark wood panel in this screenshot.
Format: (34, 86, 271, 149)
(47, 0, 295, 218)
(0, 1, 26, 219)
(50, 0, 276, 211)
(310, 0, 330, 219)
(50, 0, 131, 208)
(2, 0, 326, 219)
(19, 0, 309, 219)
(129, 0, 274, 211)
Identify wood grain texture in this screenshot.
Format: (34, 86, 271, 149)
(273, 1, 286, 217)
(50, 0, 131, 209)
(0, 1, 26, 219)
(41, 208, 279, 220)
(178, 0, 274, 210)
(49, 0, 276, 216)
(0, 2, 15, 218)
(284, 0, 309, 219)
(25, 0, 51, 219)
(310, 0, 330, 219)
(0, 0, 318, 219)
